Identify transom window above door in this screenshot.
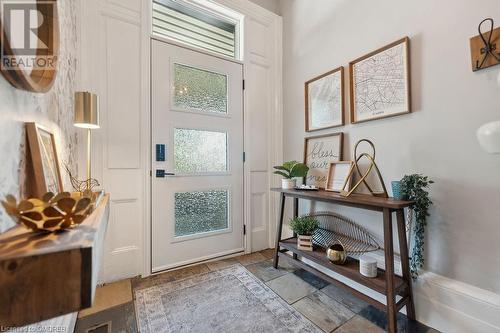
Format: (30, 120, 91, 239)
(152, 0, 242, 59)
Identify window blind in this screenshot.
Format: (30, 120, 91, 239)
(152, 0, 236, 58)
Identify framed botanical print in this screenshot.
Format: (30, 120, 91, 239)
(349, 37, 411, 123)
(26, 122, 63, 197)
(305, 67, 344, 131)
(303, 133, 344, 189)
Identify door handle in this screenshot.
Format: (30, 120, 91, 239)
(156, 170, 175, 178)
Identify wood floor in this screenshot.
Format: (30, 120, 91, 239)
(76, 249, 438, 333)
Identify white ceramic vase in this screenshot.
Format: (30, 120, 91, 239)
(281, 178, 296, 189)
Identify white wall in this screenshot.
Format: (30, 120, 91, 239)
(280, 0, 500, 295)
(248, 0, 280, 15)
(0, 0, 79, 233)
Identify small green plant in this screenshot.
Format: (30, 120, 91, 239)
(289, 216, 319, 236)
(273, 161, 309, 179)
(401, 174, 434, 280)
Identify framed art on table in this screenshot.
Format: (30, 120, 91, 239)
(26, 122, 63, 197)
(325, 161, 354, 192)
(304, 133, 344, 189)
(349, 37, 411, 123)
(305, 67, 344, 131)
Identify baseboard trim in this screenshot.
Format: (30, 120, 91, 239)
(414, 271, 500, 333)
(299, 254, 500, 332)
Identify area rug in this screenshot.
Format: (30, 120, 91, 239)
(134, 264, 321, 333)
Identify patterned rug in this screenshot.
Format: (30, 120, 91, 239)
(134, 264, 321, 333)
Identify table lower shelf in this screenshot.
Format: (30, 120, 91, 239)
(278, 238, 406, 296)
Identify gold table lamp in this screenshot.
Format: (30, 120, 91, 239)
(74, 92, 99, 190)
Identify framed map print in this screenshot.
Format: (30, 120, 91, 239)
(349, 37, 411, 123)
(303, 133, 343, 189)
(305, 67, 344, 131)
(26, 122, 63, 197)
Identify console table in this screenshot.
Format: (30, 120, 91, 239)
(271, 188, 415, 333)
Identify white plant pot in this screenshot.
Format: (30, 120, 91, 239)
(281, 179, 296, 189)
(297, 235, 313, 251)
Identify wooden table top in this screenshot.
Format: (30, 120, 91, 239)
(271, 188, 413, 210)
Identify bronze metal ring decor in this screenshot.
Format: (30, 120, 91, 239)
(340, 139, 388, 198)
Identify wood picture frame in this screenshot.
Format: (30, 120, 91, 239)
(325, 161, 354, 193)
(349, 37, 411, 124)
(303, 133, 344, 189)
(26, 122, 63, 197)
(305, 67, 344, 131)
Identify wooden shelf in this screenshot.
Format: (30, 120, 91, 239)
(279, 238, 406, 296)
(0, 194, 110, 327)
(271, 188, 414, 211)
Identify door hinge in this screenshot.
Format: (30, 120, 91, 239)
(243, 225, 246, 235)
(243, 152, 246, 162)
(242, 79, 245, 90)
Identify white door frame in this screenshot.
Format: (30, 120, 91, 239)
(140, 0, 283, 277)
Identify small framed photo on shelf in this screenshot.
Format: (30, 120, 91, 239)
(349, 37, 411, 123)
(305, 67, 344, 131)
(304, 133, 344, 189)
(325, 161, 354, 192)
(26, 122, 63, 197)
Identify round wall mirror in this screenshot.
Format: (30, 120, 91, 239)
(0, 0, 59, 92)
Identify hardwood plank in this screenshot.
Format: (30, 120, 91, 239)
(0, 194, 110, 327)
(271, 188, 413, 210)
(278, 238, 406, 295)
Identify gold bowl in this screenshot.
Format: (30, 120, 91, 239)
(326, 243, 347, 265)
(1, 192, 94, 233)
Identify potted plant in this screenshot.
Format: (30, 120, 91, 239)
(400, 174, 434, 279)
(289, 216, 319, 251)
(273, 161, 309, 189)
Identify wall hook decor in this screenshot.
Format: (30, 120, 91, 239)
(470, 18, 500, 72)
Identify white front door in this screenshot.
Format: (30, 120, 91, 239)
(151, 39, 244, 272)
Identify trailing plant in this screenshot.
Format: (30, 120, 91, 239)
(289, 216, 319, 236)
(273, 161, 309, 179)
(400, 174, 434, 280)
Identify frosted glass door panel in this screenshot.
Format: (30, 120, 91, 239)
(174, 128, 227, 173)
(174, 190, 229, 237)
(173, 63, 228, 114)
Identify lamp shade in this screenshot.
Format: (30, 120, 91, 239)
(74, 92, 99, 129)
(477, 120, 500, 154)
